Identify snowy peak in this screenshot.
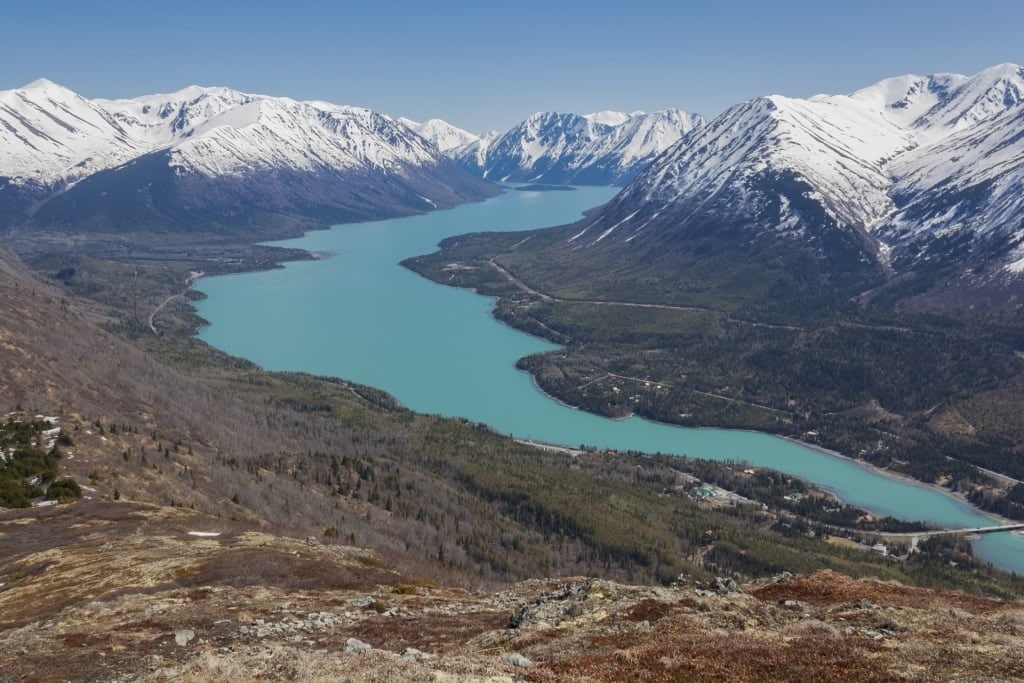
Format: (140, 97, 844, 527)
(21, 77, 64, 92)
(584, 110, 634, 126)
(920, 63, 1024, 132)
(0, 80, 495, 232)
(399, 117, 479, 153)
(0, 82, 453, 183)
(98, 85, 256, 142)
(161, 97, 442, 177)
(850, 64, 1024, 135)
(0, 79, 144, 187)
(576, 63, 1024, 298)
(608, 109, 703, 167)
(597, 93, 914, 246)
(458, 108, 704, 186)
(449, 132, 497, 175)
(849, 73, 967, 129)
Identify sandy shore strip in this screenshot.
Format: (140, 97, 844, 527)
(776, 433, 1009, 527)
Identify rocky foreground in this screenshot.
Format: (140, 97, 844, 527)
(1, 502, 1022, 682)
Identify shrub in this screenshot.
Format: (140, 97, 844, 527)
(46, 478, 82, 501)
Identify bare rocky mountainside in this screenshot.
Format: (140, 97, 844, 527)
(4, 502, 1024, 682)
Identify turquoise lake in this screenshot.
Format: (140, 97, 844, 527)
(193, 185, 1022, 574)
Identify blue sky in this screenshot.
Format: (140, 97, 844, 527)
(5, 0, 1021, 132)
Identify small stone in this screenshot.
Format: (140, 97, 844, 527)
(502, 653, 533, 667)
(174, 629, 195, 647)
(711, 577, 739, 594)
(344, 637, 373, 653)
(402, 647, 431, 661)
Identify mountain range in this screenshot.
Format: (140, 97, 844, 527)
(558, 63, 1024, 311)
(4, 64, 1024, 306)
(0, 80, 494, 233)
(450, 109, 704, 185)
(0, 80, 701, 235)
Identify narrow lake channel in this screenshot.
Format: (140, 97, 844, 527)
(193, 185, 1023, 574)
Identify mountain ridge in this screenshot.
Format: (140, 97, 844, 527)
(451, 108, 704, 186)
(557, 63, 1024, 310)
(0, 80, 496, 233)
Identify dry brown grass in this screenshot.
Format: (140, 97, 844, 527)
(748, 569, 1010, 613)
(3, 504, 1024, 682)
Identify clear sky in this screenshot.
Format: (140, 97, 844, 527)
(4, 0, 1021, 133)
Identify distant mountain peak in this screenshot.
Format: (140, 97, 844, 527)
(400, 118, 479, 153)
(452, 108, 704, 185)
(584, 111, 633, 126)
(21, 77, 64, 91)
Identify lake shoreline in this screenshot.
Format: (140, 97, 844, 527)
(516, 377, 1005, 528)
(500, 304, 1005, 528)
(192, 185, 1022, 572)
(775, 434, 1005, 528)
(495, 287, 1006, 529)
(204, 216, 1011, 531)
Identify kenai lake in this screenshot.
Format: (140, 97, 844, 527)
(193, 185, 1024, 574)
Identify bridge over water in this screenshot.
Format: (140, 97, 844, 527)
(884, 523, 1024, 539)
(875, 523, 1024, 551)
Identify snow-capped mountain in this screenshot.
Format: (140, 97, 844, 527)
(864, 64, 1024, 275)
(0, 79, 147, 191)
(98, 86, 257, 145)
(398, 117, 479, 153)
(584, 111, 637, 126)
(449, 132, 498, 176)
(566, 64, 1024, 304)
(0, 81, 494, 232)
(453, 109, 704, 186)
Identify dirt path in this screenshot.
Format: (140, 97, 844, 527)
(488, 259, 555, 302)
(149, 271, 204, 335)
(486, 260, 907, 335)
(487, 259, 800, 328)
(688, 389, 793, 415)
